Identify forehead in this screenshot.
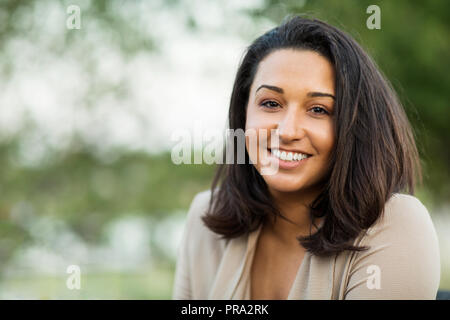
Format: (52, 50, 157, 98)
(251, 49, 335, 94)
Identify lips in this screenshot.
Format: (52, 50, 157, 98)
(266, 148, 310, 170)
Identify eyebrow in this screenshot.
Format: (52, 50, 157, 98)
(256, 84, 335, 100)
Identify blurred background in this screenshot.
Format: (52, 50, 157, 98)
(0, 0, 448, 299)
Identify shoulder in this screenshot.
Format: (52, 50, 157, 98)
(357, 193, 439, 249)
(183, 189, 227, 252)
(186, 190, 212, 226)
(342, 194, 441, 299)
(368, 193, 437, 237)
(385, 193, 430, 219)
(173, 190, 226, 299)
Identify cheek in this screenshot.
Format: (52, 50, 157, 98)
(245, 108, 273, 165)
(245, 105, 275, 131)
(314, 122, 335, 154)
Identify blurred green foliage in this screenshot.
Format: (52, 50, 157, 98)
(0, 135, 215, 261)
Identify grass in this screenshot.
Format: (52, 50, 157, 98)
(0, 265, 175, 299)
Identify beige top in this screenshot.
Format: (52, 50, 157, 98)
(172, 190, 441, 299)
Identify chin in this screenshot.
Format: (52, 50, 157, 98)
(263, 175, 306, 193)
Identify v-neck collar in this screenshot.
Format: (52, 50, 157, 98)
(208, 221, 335, 299)
(245, 224, 313, 299)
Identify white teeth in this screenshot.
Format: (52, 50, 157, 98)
(271, 149, 309, 162)
(286, 152, 293, 161)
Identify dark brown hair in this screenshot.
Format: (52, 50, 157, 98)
(201, 15, 422, 256)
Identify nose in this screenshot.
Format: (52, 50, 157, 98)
(277, 109, 305, 142)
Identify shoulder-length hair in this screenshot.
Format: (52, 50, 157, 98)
(201, 15, 422, 256)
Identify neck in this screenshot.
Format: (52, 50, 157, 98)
(265, 186, 324, 248)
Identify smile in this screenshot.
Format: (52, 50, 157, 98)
(269, 148, 311, 162)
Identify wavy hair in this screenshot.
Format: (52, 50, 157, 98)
(201, 16, 422, 256)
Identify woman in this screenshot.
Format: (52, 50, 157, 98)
(172, 16, 440, 300)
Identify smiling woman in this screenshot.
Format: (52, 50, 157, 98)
(172, 16, 440, 300)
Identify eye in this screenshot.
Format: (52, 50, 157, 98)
(309, 106, 329, 115)
(260, 100, 280, 109)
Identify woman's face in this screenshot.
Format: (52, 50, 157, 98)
(245, 49, 335, 194)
